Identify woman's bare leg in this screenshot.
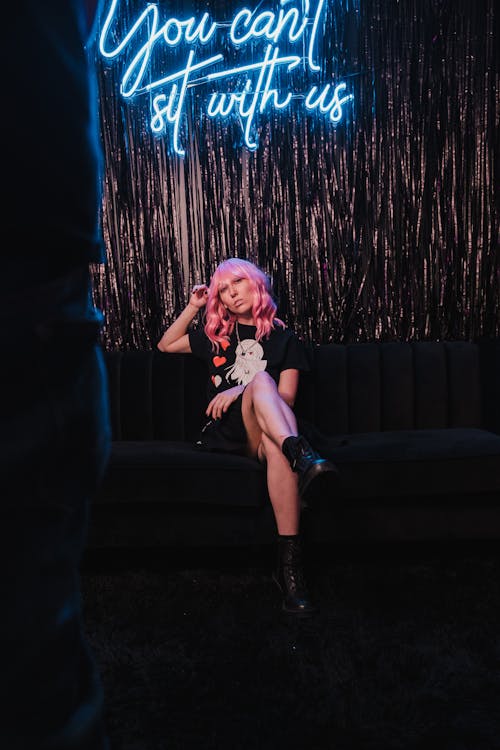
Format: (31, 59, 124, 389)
(260, 435, 315, 616)
(240, 372, 300, 532)
(241, 371, 297, 457)
(241, 369, 338, 503)
(259, 433, 300, 535)
(241, 373, 316, 614)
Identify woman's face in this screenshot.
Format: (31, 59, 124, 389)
(218, 275, 255, 320)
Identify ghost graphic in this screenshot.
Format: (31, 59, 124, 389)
(226, 339, 267, 386)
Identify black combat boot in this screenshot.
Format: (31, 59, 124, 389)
(282, 435, 339, 499)
(272, 535, 316, 616)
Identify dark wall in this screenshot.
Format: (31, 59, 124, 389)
(92, 0, 499, 349)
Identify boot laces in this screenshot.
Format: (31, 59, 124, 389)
(291, 436, 315, 471)
(283, 543, 307, 592)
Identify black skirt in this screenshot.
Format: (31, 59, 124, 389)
(194, 394, 249, 455)
(194, 396, 347, 457)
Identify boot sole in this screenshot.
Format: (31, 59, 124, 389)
(272, 573, 317, 617)
(299, 462, 340, 505)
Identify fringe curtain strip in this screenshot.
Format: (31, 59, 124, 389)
(91, 0, 499, 350)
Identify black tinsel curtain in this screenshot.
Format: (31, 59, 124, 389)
(91, 0, 499, 349)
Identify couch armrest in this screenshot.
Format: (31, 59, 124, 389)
(478, 338, 500, 435)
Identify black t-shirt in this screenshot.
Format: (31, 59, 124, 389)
(189, 322, 310, 402)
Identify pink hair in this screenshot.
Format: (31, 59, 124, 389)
(203, 258, 284, 350)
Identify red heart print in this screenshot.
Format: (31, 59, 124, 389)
(213, 356, 226, 367)
(220, 339, 230, 351)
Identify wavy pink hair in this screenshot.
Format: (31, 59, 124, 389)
(204, 258, 284, 350)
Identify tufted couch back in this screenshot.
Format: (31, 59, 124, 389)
(103, 340, 499, 442)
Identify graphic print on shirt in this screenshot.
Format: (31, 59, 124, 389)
(225, 339, 267, 386)
(211, 338, 230, 389)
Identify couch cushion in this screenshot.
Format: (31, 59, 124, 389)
(96, 429, 500, 509)
(322, 428, 500, 500)
(311, 342, 484, 435)
(97, 441, 267, 508)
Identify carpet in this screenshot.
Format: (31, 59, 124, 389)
(82, 542, 500, 750)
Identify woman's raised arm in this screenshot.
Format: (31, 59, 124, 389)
(157, 285, 208, 353)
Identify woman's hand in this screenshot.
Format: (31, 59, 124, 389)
(206, 385, 245, 420)
(188, 284, 209, 310)
(158, 284, 207, 352)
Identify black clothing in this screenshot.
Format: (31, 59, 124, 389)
(1, 3, 110, 748)
(1, 270, 111, 750)
(4, 0, 105, 287)
(274, 534, 317, 615)
(195, 393, 249, 454)
(189, 322, 310, 402)
(188, 322, 310, 454)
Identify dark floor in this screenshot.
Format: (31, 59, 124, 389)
(82, 541, 500, 750)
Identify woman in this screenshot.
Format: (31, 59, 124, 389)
(158, 258, 337, 616)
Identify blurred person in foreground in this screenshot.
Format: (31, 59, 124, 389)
(1, 2, 111, 747)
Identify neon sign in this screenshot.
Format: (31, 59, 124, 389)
(99, 0, 354, 155)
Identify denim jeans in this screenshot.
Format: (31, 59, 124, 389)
(0, 266, 111, 749)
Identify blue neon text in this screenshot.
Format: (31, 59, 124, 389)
(99, 0, 354, 155)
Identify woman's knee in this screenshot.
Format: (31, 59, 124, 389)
(248, 370, 277, 396)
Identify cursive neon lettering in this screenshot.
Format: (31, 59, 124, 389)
(163, 19, 183, 46)
(230, 0, 311, 46)
(229, 9, 253, 44)
(99, 0, 354, 155)
(206, 53, 301, 82)
(206, 46, 298, 150)
(185, 13, 217, 43)
(307, 0, 324, 72)
(273, 1, 309, 43)
(99, 0, 156, 59)
(207, 91, 236, 118)
(305, 82, 354, 122)
(144, 55, 224, 95)
(150, 50, 198, 155)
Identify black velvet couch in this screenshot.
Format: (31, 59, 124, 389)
(88, 339, 500, 549)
